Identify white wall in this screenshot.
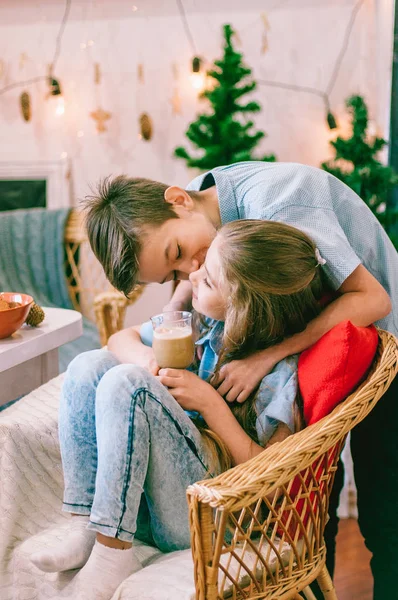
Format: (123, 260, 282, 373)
(0, 0, 394, 324)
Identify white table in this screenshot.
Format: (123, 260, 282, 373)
(0, 307, 82, 406)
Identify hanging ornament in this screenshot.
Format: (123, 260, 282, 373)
(261, 34, 269, 54)
(137, 63, 145, 84)
(90, 61, 111, 132)
(19, 52, 28, 70)
(139, 112, 153, 140)
(171, 63, 182, 115)
(136, 64, 153, 140)
(172, 62, 179, 81)
(90, 107, 112, 133)
(20, 91, 31, 122)
(261, 12, 270, 54)
(94, 63, 102, 85)
(19, 53, 30, 122)
(171, 88, 182, 115)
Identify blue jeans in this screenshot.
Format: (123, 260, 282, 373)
(59, 349, 215, 552)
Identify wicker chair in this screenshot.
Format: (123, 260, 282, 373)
(64, 209, 144, 345)
(186, 329, 398, 600)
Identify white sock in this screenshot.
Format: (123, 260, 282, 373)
(30, 515, 96, 572)
(69, 540, 142, 600)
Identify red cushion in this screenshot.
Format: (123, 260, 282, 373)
(298, 320, 378, 425)
(277, 321, 378, 540)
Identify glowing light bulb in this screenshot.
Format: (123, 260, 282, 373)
(190, 56, 206, 93)
(190, 72, 205, 91)
(48, 77, 64, 117)
(54, 95, 65, 116)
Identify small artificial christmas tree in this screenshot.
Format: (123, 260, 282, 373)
(322, 94, 398, 248)
(174, 24, 275, 170)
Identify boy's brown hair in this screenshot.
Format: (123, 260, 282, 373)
(83, 176, 179, 296)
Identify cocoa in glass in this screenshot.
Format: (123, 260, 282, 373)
(151, 311, 194, 369)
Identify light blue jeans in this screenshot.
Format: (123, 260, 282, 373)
(59, 349, 215, 551)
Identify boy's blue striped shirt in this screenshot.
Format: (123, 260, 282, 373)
(187, 161, 398, 335)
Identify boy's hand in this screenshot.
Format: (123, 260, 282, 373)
(157, 369, 220, 413)
(163, 280, 193, 312)
(214, 349, 279, 403)
(162, 300, 188, 313)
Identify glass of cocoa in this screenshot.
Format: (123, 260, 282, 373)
(150, 311, 195, 369)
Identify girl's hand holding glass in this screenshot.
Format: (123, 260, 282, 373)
(157, 368, 221, 414)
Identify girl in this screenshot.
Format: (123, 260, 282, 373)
(31, 220, 328, 600)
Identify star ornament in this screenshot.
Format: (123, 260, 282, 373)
(90, 107, 112, 133)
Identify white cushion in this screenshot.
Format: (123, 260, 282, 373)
(114, 536, 295, 600)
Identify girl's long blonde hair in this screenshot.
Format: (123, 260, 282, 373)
(198, 220, 328, 474)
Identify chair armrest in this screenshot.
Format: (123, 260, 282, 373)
(93, 286, 145, 346)
(188, 423, 336, 511)
(93, 292, 129, 346)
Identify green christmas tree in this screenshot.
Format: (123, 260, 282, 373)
(322, 95, 398, 248)
(174, 24, 276, 170)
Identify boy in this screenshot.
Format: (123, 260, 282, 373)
(84, 161, 397, 599)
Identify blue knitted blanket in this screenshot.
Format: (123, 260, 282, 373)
(0, 208, 100, 371)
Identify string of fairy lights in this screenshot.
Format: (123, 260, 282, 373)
(0, 0, 71, 120)
(0, 0, 366, 133)
(257, 0, 365, 129)
(176, 0, 366, 130)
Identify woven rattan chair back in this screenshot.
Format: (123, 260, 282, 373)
(187, 329, 398, 600)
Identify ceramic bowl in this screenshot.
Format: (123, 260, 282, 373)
(0, 292, 34, 339)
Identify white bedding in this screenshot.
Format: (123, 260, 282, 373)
(0, 374, 292, 600)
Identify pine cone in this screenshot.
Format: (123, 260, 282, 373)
(26, 303, 45, 326)
(20, 91, 31, 122)
(139, 113, 153, 141)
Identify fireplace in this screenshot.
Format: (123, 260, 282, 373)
(0, 179, 46, 211)
(0, 159, 71, 211)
